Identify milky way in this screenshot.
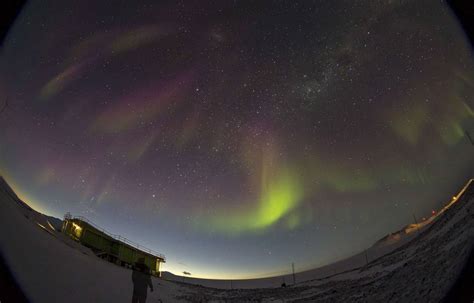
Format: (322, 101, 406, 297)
(0, 1, 473, 279)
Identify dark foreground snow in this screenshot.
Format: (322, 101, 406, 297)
(0, 178, 473, 302)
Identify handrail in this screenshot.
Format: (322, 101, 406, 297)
(70, 215, 166, 261)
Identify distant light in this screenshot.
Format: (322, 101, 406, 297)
(72, 222, 83, 238)
(36, 222, 47, 230)
(46, 220, 56, 230)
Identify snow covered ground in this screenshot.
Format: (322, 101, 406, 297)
(0, 177, 473, 302)
(161, 229, 421, 290)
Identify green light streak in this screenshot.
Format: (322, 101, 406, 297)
(199, 169, 302, 235)
(390, 103, 429, 145)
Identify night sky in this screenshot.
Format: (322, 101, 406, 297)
(0, 1, 473, 279)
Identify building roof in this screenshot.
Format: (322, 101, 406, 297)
(69, 215, 166, 262)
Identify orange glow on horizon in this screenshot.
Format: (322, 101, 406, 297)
(0, 173, 56, 217)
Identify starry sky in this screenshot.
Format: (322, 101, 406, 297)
(0, 1, 473, 279)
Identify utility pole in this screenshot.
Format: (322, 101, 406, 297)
(413, 214, 419, 233)
(292, 262, 296, 285)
